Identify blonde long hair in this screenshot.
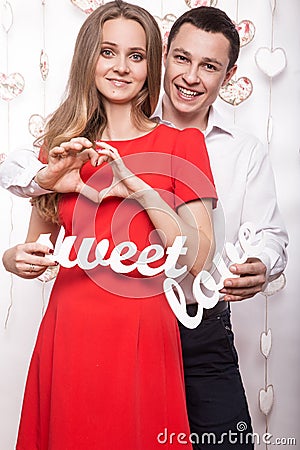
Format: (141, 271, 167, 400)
(33, 0, 162, 223)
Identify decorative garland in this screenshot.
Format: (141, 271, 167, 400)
(254, 1, 287, 447)
(0, 0, 24, 328)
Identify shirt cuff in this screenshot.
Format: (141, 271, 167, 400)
(22, 178, 54, 196)
(259, 247, 286, 292)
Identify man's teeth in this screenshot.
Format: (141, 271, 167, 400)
(178, 87, 199, 97)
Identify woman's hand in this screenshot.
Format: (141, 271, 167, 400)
(95, 142, 151, 202)
(35, 137, 99, 193)
(2, 242, 56, 279)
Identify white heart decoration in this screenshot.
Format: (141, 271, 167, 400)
(269, 0, 276, 13)
(38, 265, 60, 283)
(1, 0, 13, 33)
(255, 47, 287, 78)
(0, 153, 7, 164)
(40, 49, 49, 81)
(36, 233, 59, 282)
(219, 77, 253, 106)
(260, 328, 272, 358)
(185, 0, 218, 7)
(154, 14, 177, 47)
(263, 273, 286, 296)
(259, 385, 274, 416)
(234, 20, 255, 47)
(267, 116, 273, 144)
(0, 72, 25, 101)
(28, 114, 48, 139)
(71, 0, 104, 14)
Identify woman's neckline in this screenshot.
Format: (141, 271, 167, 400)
(101, 123, 162, 143)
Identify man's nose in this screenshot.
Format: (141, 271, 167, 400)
(182, 65, 200, 84)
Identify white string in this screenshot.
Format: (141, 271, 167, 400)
(2, 0, 14, 328)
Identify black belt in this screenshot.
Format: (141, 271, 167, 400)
(186, 301, 228, 320)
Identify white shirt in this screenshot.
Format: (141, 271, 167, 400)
(0, 104, 288, 296)
(153, 102, 288, 282)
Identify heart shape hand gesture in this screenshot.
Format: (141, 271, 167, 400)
(36, 137, 152, 205)
(95, 141, 151, 203)
(35, 137, 99, 194)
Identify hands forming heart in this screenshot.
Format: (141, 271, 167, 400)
(95, 141, 150, 203)
(35, 137, 151, 204)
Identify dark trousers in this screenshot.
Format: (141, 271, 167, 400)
(179, 305, 254, 449)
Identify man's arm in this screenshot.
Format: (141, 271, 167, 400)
(0, 148, 52, 197)
(221, 140, 288, 302)
(0, 139, 99, 197)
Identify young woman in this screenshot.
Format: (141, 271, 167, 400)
(3, 1, 217, 448)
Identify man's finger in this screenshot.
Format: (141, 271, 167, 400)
(223, 274, 265, 289)
(229, 258, 266, 276)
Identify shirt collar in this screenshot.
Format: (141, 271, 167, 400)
(152, 95, 234, 137)
(152, 93, 175, 127)
(204, 105, 234, 138)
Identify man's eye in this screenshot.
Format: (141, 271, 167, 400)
(175, 55, 188, 62)
(205, 63, 217, 71)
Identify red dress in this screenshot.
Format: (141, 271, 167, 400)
(16, 124, 216, 450)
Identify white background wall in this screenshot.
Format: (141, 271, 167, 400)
(0, 0, 299, 449)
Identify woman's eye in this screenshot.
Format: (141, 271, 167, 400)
(131, 53, 144, 61)
(101, 49, 113, 57)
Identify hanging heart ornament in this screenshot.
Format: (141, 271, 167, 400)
(234, 20, 255, 47)
(259, 385, 274, 416)
(38, 265, 60, 283)
(219, 77, 253, 106)
(28, 114, 48, 139)
(260, 328, 272, 358)
(1, 0, 13, 33)
(36, 233, 60, 282)
(262, 273, 286, 296)
(185, 0, 218, 7)
(40, 50, 49, 81)
(269, 0, 276, 13)
(0, 72, 25, 101)
(0, 153, 7, 164)
(71, 0, 104, 14)
(154, 14, 177, 47)
(255, 47, 287, 77)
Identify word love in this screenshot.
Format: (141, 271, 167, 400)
(164, 222, 265, 329)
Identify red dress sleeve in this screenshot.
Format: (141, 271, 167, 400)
(38, 144, 48, 164)
(172, 127, 217, 209)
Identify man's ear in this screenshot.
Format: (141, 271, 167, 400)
(221, 64, 237, 87)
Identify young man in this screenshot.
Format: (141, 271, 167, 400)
(0, 6, 288, 449)
(156, 7, 288, 449)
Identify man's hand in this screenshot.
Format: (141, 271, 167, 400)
(220, 257, 267, 302)
(35, 137, 99, 193)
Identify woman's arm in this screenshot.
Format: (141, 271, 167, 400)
(83, 143, 215, 277)
(133, 191, 214, 277)
(2, 206, 60, 279)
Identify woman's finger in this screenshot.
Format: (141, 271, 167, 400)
(70, 137, 93, 147)
(95, 141, 120, 157)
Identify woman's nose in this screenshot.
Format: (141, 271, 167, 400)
(113, 55, 130, 74)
